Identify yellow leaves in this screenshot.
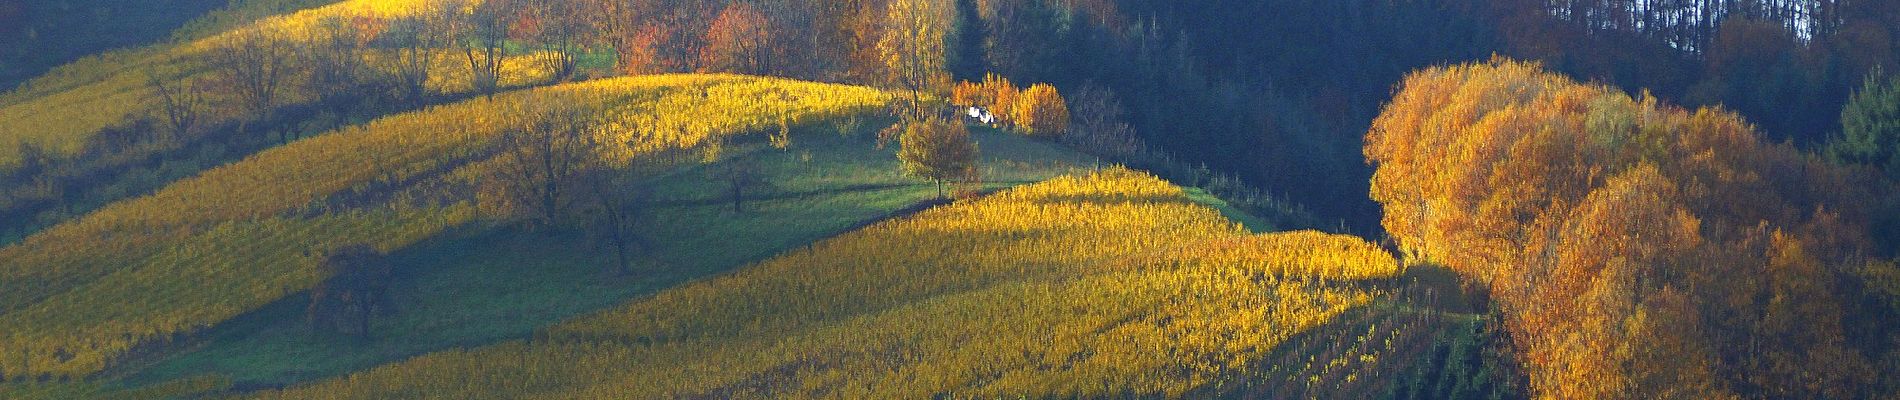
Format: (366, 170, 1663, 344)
(877, 0, 954, 93)
(1370, 58, 1887, 399)
(1013, 83, 1070, 138)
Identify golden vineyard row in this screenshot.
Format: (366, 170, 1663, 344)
(253, 168, 1402, 399)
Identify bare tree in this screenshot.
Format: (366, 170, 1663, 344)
(713, 157, 771, 213)
(495, 98, 597, 227)
(582, 164, 654, 276)
(381, 1, 456, 107)
(458, 0, 514, 97)
(145, 68, 204, 144)
(204, 27, 298, 139)
(519, 0, 585, 80)
(301, 14, 376, 129)
(580, 119, 669, 276)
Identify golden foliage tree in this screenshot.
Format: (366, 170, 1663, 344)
(877, 0, 953, 117)
(897, 119, 977, 198)
(1365, 58, 1892, 399)
(1012, 83, 1068, 138)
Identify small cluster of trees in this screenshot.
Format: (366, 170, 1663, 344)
(950, 74, 1069, 138)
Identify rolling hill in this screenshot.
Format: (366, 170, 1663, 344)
(0, 73, 886, 379)
(244, 168, 1404, 398)
(111, 108, 1110, 389)
(0, 0, 567, 246)
(2, 0, 1895, 397)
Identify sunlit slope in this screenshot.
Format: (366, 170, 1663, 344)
(0, 0, 528, 168)
(254, 169, 1402, 398)
(0, 74, 888, 378)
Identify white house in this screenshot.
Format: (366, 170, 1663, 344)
(966, 106, 996, 125)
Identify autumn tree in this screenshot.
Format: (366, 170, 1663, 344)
(1366, 58, 1890, 399)
(613, 24, 672, 75)
(204, 27, 297, 138)
(950, 73, 1016, 121)
(1012, 83, 1068, 137)
(1828, 69, 1900, 177)
(699, 2, 773, 74)
(950, 79, 983, 108)
(877, 0, 955, 118)
(308, 244, 394, 338)
(898, 119, 977, 198)
(759, 1, 833, 79)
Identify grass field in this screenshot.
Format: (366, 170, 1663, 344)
(241, 168, 1401, 398)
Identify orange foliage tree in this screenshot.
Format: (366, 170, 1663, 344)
(615, 24, 684, 75)
(1365, 58, 1895, 399)
(951, 73, 1017, 120)
(950, 75, 1067, 138)
(698, 2, 772, 75)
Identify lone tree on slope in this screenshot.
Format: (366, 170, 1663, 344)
(898, 119, 978, 198)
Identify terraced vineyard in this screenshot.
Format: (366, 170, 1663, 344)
(0, 74, 888, 378)
(1242, 298, 1465, 398)
(250, 168, 1405, 398)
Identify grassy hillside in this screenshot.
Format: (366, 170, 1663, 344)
(247, 168, 1403, 398)
(0, 0, 556, 246)
(0, 74, 887, 379)
(0, 0, 226, 90)
(0, 0, 532, 168)
(0, 0, 350, 90)
(110, 121, 1102, 389)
